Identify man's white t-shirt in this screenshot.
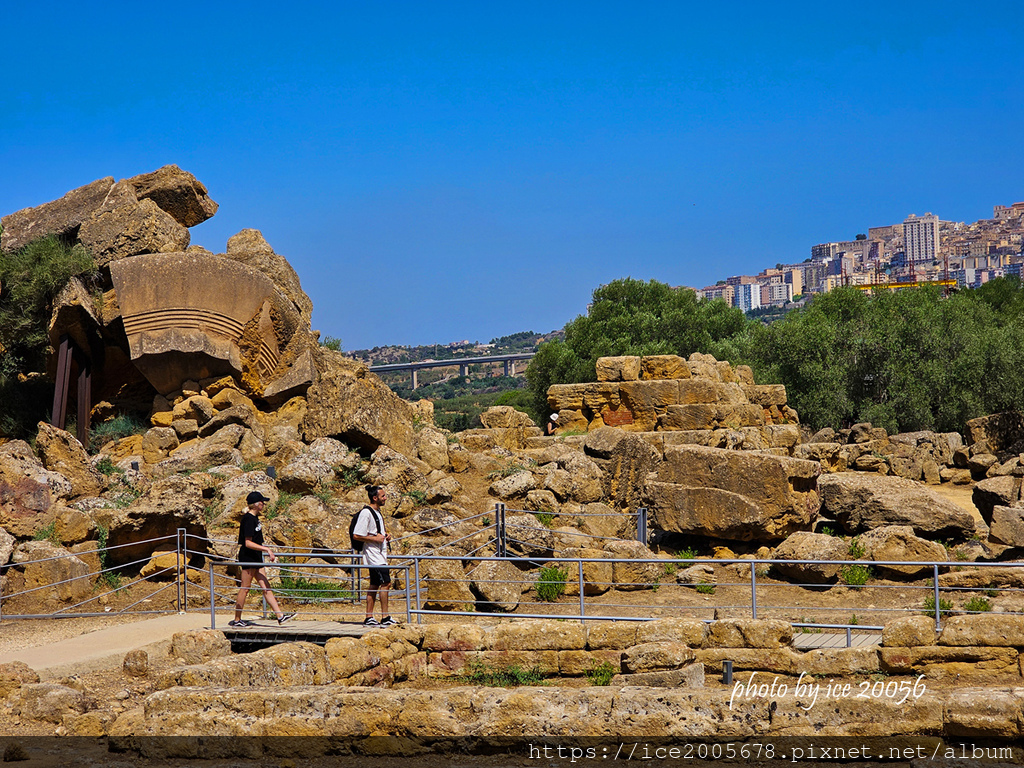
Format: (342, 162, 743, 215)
(353, 506, 388, 567)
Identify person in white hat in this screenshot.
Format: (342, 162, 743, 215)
(546, 412, 559, 435)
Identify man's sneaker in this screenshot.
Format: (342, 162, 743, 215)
(278, 612, 296, 625)
(380, 616, 399, 627)
(228, 619, 252, 628)
(363, 616, 381, 627)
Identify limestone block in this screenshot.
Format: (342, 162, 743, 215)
(636, 618, 707, 648)
(421, 559, 474, 611)
(678, 378, 725, 404)
(586, 622, 638, 650)
(882, 616, 938, 647)
(622, 641, 695, 673)
(706, 619, 793, 648)
(819, 472, 976, 539)
(129, 164, 218, 227)
(695, 648, 800, 675)
(469, 558, 524, 611)
(559, 547, 612, 596)
(799, 647, 881, 675)
(80, 193, 190, 266)
(879, 646, 1019, 677)
(596, 356, 641, 382)
(938, 614, 1024, 647)
(172, 395, 215, 425)
(577, 502, 626, 540)
(141, 427, 179, 464)
(771, 531, 848, 584)
(546, 383, 588, 411)
(421, 624, 492, 652)
(858, 525, 947, 577)
(742, 384, 788, 406)
(612, 664, 704, 688)
(715, 403, 765, 428)
(965, 411, 1024, 453)
(9, 683, 88, 723)
(1, 176, 115, 253)
(989, 505, 1024, 547)
(34, 423, 104, 499)
(557, 649, 622, 676)
(604, 540, 662, 590)
(640, 355, 690, 380)
(618, 380, 679, 431)
(0, 661, 40, 698)
(489, 470, 537, 500)
(12, 541, 91, 602)
(973, 476, 1022, 522)
(648, 445, 820, 541)
(659, 404, 716, 431)
(491, 620, 586, 651)
(169, 629, 232, 665)
(416, 426, 449, 471)
(945, 689, 1024, 740)
(582, 382, 622, 412)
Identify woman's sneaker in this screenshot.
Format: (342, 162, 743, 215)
(363, 617, 381, 627)
(380, 616, 399, 626)
(278, 613, 296, 625)
(228, 619, 252, 628)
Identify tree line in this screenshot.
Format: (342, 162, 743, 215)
(525, 277, 1024, 435)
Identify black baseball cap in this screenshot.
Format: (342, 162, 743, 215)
(246, 491, 270, 505)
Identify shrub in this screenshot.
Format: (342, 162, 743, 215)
(922, 596, 954, 616)
(532, 510, 555, 527)
(89, 413, 148, 451)
(584, 661, 617, 686)
(95, 456, 122, 476)
(320, 336, 343, 351)
(695, 581, 715, 595)
(847, 537, 866, 559)
(277, 565, 352, 602)
(459, 660, 548, 687)
(535, 565, 568, 602)
(963, 595, 992, 613)
(265, 492, 300, 520)
(838, 564, 871, 588)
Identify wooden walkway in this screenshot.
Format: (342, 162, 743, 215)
(792, 631, 882, 650)
(219, 619, 376, 648)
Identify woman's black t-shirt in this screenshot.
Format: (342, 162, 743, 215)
(237, 513, 264, 565)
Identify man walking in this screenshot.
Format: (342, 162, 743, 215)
(352, 485, 396, 626)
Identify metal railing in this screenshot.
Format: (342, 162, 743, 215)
(3, 526, 1023, 647)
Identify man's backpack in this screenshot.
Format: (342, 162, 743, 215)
(349, 506, 381, 552)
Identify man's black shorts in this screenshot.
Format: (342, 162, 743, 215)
(368, 567, 391, 587)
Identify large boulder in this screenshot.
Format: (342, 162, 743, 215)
(973, 476, 1022, 521)
(965, 412, 1024, 454)
(224, 229, 313, 326)
(857, 525, 948, 577)
(988, 506, 1024, 548)
(11, 541, 91, 602)
(104, 475, 206, 566)
(128, 164, 218, 228)
(0, 441, 65, 537)
(469, 559, 524, 612)
(819, 473, 976, 540)
(646, 445, 820, 541)
(772, 531, 849, 584)
(35, 422, 104, 499)
(302, 348, 415, 456)
(1, 177, 115, 253)
(583, 427, 661, 510)
(78, 183, 190, 266)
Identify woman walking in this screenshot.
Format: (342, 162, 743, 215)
(230, 491, 295, 627)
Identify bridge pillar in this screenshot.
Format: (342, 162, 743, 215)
(503, 360, 510, 377)
(460, 363, 467, 377)
(412, 369, 418, 389)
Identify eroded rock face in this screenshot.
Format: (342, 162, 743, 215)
(128, 165, 219, 228)
(857, 525, 948, 577)
(772, 531, 848, 583)
(819, 472, 976, 540)
(646, 445, 820, 541)
(302, 348, 415, 456)
(1, 177, 116, 253)
(105, 475, 206, 566)
(35, 422, 104, 499)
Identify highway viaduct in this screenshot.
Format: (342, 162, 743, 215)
(369, 352, 535, 389)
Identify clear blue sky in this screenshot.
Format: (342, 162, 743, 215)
(3, 2, 1022, 349)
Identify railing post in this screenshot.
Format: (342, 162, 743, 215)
(578, 559, 585, 624)
(846, 627, 852, 648)
(414, 557, 422, 624)
(933, 563, 942, 632)
(750, 561, 758, 620)
(497, 503, 507, 558)
(208, 561, 216, 629)
(637, 507, 647, 546)
(176, 528, 187, 613)
(404, 564, 412, 624)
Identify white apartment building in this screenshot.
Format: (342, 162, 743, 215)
(734, 283, 762, 312)
(903, 213, 940, 264)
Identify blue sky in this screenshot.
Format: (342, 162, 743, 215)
(3, 2, 1022, 349)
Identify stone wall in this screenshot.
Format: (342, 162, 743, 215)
(547, 354, 799, 453)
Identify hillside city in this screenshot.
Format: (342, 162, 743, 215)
(696, 201, 1024, 311)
